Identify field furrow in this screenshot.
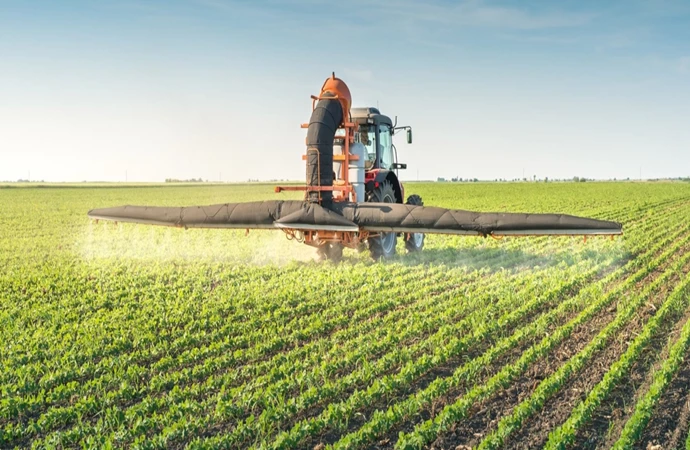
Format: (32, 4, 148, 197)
(613, 305, 690, 449)
(327, 216, 688, 450)
(394, 229, 690, 449)
(2, 182, 689, 450)
(477, 243, 690, 449)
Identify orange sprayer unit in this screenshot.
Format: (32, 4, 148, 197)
(275, 73, 362, 204)
(88, 73, 623, 263)
(275, 73, 369, 258)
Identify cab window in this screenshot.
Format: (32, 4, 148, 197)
(359, 125, 376, 170)
(378, 124, 393, 170)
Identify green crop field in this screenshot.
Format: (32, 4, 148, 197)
(2, 182, 690, 449)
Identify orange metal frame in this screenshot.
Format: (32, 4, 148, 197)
(274, 119, 359, 202)
(275, 73, 360, 203)
(274, 73, 366, 250)
(282, 228, 371, 250)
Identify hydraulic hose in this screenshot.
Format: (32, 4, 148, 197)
(305, 93, 343, 208)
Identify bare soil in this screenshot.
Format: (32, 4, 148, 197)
(568, 265, 690, 449)
(414, 252, 686, 450)
(634, 318, 690, 449)
(425, 295, 621, 450)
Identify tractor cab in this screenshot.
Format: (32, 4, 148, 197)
(350, 107, 412, 173)
(349, 107, 412, 204)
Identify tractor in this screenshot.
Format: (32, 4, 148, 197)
(348, 107, 424, 260)
(274, 75, 426, 262)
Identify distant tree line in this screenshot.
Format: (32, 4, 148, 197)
(437, 177, 481, 182)
(163, 178, 293, 183)
(435, 176, 690, 183)
(165, 178, 205, 183)
(4, 179, 46, 183)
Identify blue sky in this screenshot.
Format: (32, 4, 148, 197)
(1, 0, 689, 182)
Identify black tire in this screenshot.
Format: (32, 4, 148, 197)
(367, 180, 397, 260)
(405, 194, 425, 253)
(316, 242, 343, 263)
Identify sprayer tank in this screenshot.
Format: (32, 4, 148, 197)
(349, 142, 366, 202)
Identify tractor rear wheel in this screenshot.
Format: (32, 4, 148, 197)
(317, 242, 343, 262)
(367, 180, 397, 260)
(405, 194, 425, 252)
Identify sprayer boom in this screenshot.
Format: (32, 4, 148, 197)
(88, 73, 623, 262)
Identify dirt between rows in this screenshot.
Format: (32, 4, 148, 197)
(0, 204, 655, 435)
(567, 263, 690, 449)
(633, 313, 690, 449)
(415, 251, 688, 450)
(184, 208, 683, 449)
(353, 272, 620, 449)
(4, 219, 675, 450)
(639, 362, 690, 449)
(424, 294, 621, 450)
(298, 291, 564, 449)
(168, 275, 543, 449)
(516, 266, 686, 450)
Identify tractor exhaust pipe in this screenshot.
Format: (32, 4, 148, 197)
(305, 73, 351, 208)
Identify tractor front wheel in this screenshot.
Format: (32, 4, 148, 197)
(367, 180, 397, 260)
(405, 194, 425, 252)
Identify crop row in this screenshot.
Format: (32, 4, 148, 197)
(3, 184, 689, 450)
(3, 224, 583, 399)
(19, 257, 593, 448)
(16, 192, 684, 448)
(319, 208, 689, 449)
(393, 224, 690, 449)
(612, 301, 690, 448)
(544, 260, 690, 448)
(476, 245, 690, 449)
(16, 205, 660, 450)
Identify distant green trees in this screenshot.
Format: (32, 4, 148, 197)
(165, 178, 204, 183)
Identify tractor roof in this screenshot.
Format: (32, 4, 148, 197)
(350, 107, 393, 127)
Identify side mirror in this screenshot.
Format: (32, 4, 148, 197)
(406, 128, 413, 144)
(392, 163, 407, 170)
